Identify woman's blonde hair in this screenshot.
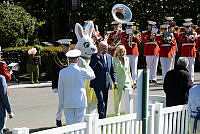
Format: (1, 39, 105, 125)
(113, 45, 126, 57)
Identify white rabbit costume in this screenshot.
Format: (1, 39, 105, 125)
(75, 21, 98, 114)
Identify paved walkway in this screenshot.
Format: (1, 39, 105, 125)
(4, 72, 200, 133)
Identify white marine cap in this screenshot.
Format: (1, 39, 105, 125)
(126, 22, 135, 26)
(111, 21, 121, 25)
(161, 24, 170, 29)
(66, 49, 81, 58)
(165, 16, 174, 21)
(84, 20, 93, 23)
(147, 21, 156, 26)
(183, 22, 192, 27)
(184, 18, 193, 22)
(56, 39, 72, 45)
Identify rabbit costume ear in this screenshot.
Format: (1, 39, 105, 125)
(75, 23, 84, 40)
(85, 21, 94, 38)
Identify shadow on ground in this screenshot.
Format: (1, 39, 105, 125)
(5, 126, 57, 134)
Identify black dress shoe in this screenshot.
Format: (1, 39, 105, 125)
(56, 120, 62, 127)
(151, 80, 157, 84)
(3, 128, 9, 132)
(149, 80, 152, 83)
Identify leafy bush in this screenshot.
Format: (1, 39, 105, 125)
(0, 2, 39, 48)
(3, 46, 63, 81)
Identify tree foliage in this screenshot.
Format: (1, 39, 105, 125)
(0, 2, 39, 48)
(2, 0, 200, 46)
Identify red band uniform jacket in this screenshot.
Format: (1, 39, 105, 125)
(157, 33, 176, 57)
(121, 31, 140, 55)
(142, 30, 160, 56)
(179, 31, 197, 57)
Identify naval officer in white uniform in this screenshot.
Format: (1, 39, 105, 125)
(58, 49, 95, 125)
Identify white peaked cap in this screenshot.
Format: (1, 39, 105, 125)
(111, 21, 121, 25)
(126, 22, 135, 26)
(184, 18, 193, 22)
(161, 24, 170, 29)
(165, 16, 174, 21)
(56, 39, 72, 45)
(66, 49, 81, 58)
(148, 21, 156, 25)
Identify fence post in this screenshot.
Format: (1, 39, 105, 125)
(154, 103, 163, 134)
(84, 114, 93, 134)
(93, 114, 99, 134)
(148, 104, 155, 134)
(125, 88, 133, 114)
(12, 127, 29, 134)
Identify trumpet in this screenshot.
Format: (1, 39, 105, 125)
(162, 32, 174, 44)
(128, 29, 139, 48)
(174, 26, 180, 33)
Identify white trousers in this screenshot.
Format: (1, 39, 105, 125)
(56, 103, 63, 121)
(146, 56, 159, 81)
(183, 57, 195, 82)
(56, 92, 63, 121)
(64, 107, 86, 125)
(171, 51, 176, 69)
(160, 57, 173, 81)
(127, 55, 138, 83)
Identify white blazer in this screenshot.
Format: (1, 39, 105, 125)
(58, 63, 95, 109)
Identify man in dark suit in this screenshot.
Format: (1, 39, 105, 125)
(164, 57, 193, 107)
(90, 41, 118, 119)
(0, 75, 14, 134)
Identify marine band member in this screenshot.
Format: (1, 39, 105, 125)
(157, 24, 176, 82)
(179, 22, 197, 82)
(107, 21, 122, 56)
(121, 22, 140, 84)
(142, 21, 159, 83)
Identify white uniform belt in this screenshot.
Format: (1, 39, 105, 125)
(145, 42, 156, 44)
(182, 43, 194, 46)
(161, 44, 171, 47)
(131, 42, 136, 45)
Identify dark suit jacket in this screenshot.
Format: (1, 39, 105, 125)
(0, 75, 12, 119)
(163, 65, 193, 107)
(89, 53, 117, 89)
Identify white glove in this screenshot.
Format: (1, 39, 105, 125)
(52, 88, 58, 93)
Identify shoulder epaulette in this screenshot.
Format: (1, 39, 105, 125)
(157, 34, 162, 36)
(0, 60, 6, 64)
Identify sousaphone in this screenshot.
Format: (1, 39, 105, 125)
(112, 4, 132, 23)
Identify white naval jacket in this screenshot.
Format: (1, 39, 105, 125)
(58, 62, 95, 109)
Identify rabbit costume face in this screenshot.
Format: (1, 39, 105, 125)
(75, 21, 97, 58)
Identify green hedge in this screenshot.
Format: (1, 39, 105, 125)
(3, 46, 64, 81)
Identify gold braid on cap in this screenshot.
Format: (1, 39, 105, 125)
(54, 55, 69, 68)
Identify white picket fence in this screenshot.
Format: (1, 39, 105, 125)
(153, 103, 188, 134)
(92, 113, 142, 134)
(12, 88, 189, 134)
(12, 103, 189, 134)
(12, 113, 141, 134)
(124, 88, 166, 114)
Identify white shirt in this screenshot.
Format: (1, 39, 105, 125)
(58, 63, 95, 109)
(188, 85, 200, 117)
